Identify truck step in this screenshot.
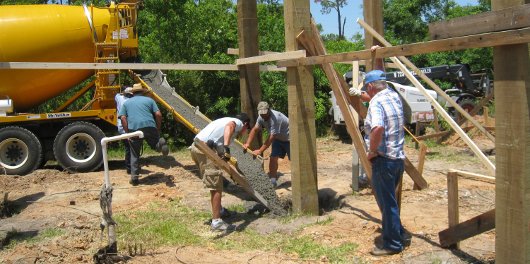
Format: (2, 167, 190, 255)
(136, 70, 287, 216)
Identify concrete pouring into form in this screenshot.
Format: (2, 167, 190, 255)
(138, 70, 287, 216)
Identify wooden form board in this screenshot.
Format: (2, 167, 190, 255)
(429, 4, 530, 40)
(446, 171, 460, 249)
(359, 20, 496, 175)
(277, 27, 530, 67)
(193, 139, 269, 208)
(439, 209, 495, 248)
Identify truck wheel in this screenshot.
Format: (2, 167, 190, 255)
(0, 127, 42, 175)
(54, 122, 105, 173)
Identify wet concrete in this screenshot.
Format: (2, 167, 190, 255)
(138, 70, 287, 216)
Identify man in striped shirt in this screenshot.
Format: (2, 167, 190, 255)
(363, 69, 407, 256)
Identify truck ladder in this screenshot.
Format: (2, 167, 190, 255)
(134, 70, 287, 216)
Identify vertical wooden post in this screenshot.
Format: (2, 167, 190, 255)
(493, 1, 530, 262)
(284, 0, 318, 214)
(237, 0, 261, 148)
(483, 106, 489, 127)
(447, 171, 460, 249)
(362, 0, 383, 71)
(413, 143, 427, 190)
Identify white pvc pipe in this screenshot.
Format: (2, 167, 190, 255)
(101, 131, 144, 188)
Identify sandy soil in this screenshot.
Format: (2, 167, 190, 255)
(0, 132, 496, 264)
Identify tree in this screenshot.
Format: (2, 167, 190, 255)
(314, 0, 348, 40)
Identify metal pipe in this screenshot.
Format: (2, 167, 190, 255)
(101, 130, 144, 188)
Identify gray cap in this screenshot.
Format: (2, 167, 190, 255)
(257, 101, 269, 115)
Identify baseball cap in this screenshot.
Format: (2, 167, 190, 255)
(257, 101, 269, 115)
(363, 70, 386, 90)
(123, 87, 133, 95)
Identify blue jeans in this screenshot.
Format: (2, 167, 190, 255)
(371, 156, 405, 251)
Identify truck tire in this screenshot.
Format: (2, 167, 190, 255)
(0, 127, 42, 175)
(53, 122, 105, 173)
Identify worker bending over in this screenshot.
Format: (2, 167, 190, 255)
(243, 101, 289, 188)
(190, 113, 251, 232)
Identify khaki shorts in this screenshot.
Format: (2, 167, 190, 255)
(190, 144, 223, 191)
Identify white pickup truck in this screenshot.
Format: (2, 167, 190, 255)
(329, 81, 438, 127)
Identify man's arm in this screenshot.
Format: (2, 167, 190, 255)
(371, 45, 384, 71)
(367, 125, 384, 160)
(243, 126, 260, 149)
(254, 133, 275, 156)
(223, 121, 237, 146)
(154, 110, 162, 132)
(120, 115, 129, 133)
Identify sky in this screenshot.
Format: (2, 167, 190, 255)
(310, 0, 480, 39)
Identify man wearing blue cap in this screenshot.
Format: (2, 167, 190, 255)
(362, 51, 408, 256)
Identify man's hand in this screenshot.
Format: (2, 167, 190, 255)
(252, 149, 261, 156)
(222, 145, 231, 161)
(242, 143, 250, 150)
(367, 150, 378, 161)
(349, 87, 362, 96)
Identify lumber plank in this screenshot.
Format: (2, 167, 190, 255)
(450, 169, 495, 184)
(438, 209, 495, 248)
(193, 139, 269, 208)
(429, 4, 530, 40)
(359, 20, 496, 175)
(236, 50, 306, 65)
(0, 62, 286, 72)
(277, 27, 530, 67)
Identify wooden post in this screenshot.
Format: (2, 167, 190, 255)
(362, 0, 383, 71)
(483, 106, 489, 126)
(493, 1, 530, 262)
(414, 144, 428, 190)
(284, 0, 318, 215)
(446, 171, 460, 249)
(237, 0, 261, 148)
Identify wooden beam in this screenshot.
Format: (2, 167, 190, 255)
(0, 62, 285, 72)
(193, 139, 270, 208)
(237, 0, 262, 150)
(360, 21, 496, 175)
(362, 0, 383, 71)
(236, 50, 306, 65)
(446, 171, 460, 249)
(227, 48, 279, 56)
(284, 0, 318, 215)
(414, 144, 428, 190)
(429, 4, 530, 40)
(493, 2, 530, 258)
(277, 27, 530, 67)
(439, 209, 495, 248)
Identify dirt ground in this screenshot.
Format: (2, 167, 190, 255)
(0, 132, 496, 263)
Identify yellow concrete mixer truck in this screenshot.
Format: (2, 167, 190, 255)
(0, 2, 140, 175)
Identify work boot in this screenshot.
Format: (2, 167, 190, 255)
(156, 138, 169, 156)
(370, 246, 401, 256)
(129, 176, 139, 186)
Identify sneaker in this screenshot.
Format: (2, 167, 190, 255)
(270, 178, 277, 188)
(370, 246, 401, 256)
(210, 220, 234, 232)
(129, 176, 139, 186)
(156, 138, 169, 156)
